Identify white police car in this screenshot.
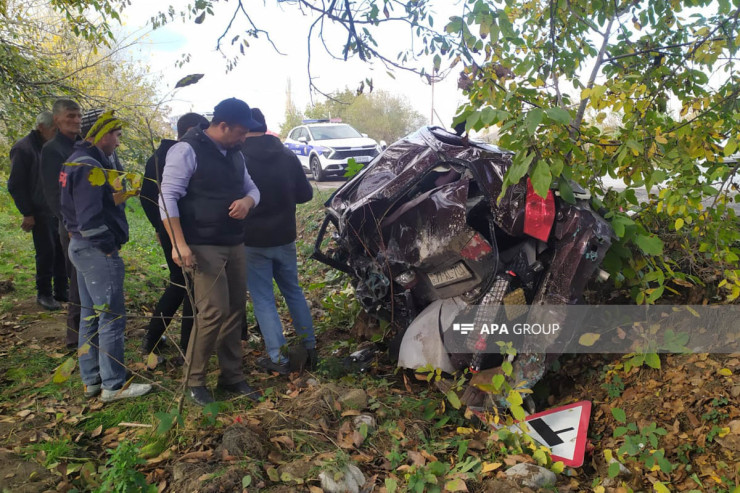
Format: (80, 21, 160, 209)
(284, 120, 382, 181)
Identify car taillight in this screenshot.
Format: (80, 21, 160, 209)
(461, 232, 493, 261)
(523, 177, 555, 242)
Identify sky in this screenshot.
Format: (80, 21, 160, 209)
(119, 0, 467, 136)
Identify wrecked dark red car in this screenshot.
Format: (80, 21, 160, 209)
(313, 127, 613, 394)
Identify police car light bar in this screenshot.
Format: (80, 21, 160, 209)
(302, 119, 330, 123)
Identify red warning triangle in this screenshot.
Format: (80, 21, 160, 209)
(472, 401, 591, 467)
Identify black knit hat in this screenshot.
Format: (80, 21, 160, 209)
(250, 108, 267, 133)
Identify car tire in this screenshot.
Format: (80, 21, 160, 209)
(311, 156, 326, 182)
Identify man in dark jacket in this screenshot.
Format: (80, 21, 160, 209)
(60, 110, 152, 402)
(140, 113, 209, 357)
(40, 99, 82, 348)
(242, 108, 316, 375)
(160, 98, 262, 406)
(8, 111, 67, 311)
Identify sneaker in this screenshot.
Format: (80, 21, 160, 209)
(84, 383, 101, 398)
(188, 386, 215, 406)
(256, 356, 291, 376)
(306, 348, 319, 371)
(100, 383, 152, 402)
(37, 295, 61, 311)
(216, 380, 260, 401)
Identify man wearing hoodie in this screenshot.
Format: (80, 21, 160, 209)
(242, 108, 316, 375)
(140, 113, 210, 358)
(60, 110, 152, 402)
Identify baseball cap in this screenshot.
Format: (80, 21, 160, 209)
(212, 98, 261, 131)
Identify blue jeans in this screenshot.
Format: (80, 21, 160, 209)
(245, 243, 315, 364)
(68, 237, 126, 391)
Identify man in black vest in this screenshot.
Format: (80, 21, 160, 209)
(8, 111, 66, 311)
(160, 98, 261, 406)
(40, 99, 82, 349)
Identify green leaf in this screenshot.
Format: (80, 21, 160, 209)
(614, 426, 629, 437)
(724, 137, 737, 157)
(492, 374, 505, 390)
(524, 108, 544, 135)
(266, 467, 279, 482)
(546, 107, 571, 124)
(608, 461, 621, 478)
(175, 74, 204, 88)
(644, 353, 661, 369)
(510, 404, 527, 421)
(242, 475, 252, 488)
(385, 478, 398, 493)
(558, 179, 575, 204)
(611, 407, 627, 423)
(446, 390, 462, 409)
(634, 234, 664, 256)
(501, 360, 513, 376)
(530, 160, 552, 198)
(53, 357, 76, 384)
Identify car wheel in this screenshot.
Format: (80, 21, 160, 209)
(311, 156, 326, 182)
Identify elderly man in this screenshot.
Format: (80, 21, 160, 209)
(60, 110, 152, 402)
(40, 99, 83, 348)
(8, 111, 67, 311)
(160, 98, 261, 406)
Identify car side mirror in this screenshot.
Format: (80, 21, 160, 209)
(298, 137, 308, 144)
(361, 133, 368, 138)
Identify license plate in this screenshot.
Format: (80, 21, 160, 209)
(353, 156, 372, 163)
(428, 262, 473, 288)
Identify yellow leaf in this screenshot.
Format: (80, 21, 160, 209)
(77, 343, 91, 357)
(675, 218, 684, 230)
(604, 449, 614, 463)
(88, 167, 106, 187)
(655, 134, 667, 144)
(581, 88, 592, 100)
(550, 461, 565, 474)
(482, 462, 502, 473)
(456, 427, 474, 435)
(594, 486, 605, 493)
(654, 481, 670, 493)
(579, 333, 601, 346)
(718, 368, 732, 376)
(717, 427, 730, 438)
(147, 352, 160, 370)
(53, 357, 77, 384)
(444, 478, 468, 492)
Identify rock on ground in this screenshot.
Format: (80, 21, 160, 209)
(319, 464, 365, 493)
(504, 463, 556, 489)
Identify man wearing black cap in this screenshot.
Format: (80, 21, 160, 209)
(160, 98, 261, 405)
(241, 108, 316, 375)
(140, 113, 209, 359)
